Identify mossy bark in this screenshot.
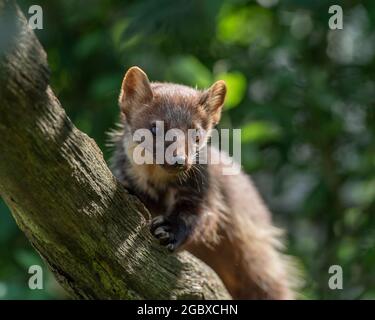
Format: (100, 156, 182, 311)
(0, 0, 230, 300)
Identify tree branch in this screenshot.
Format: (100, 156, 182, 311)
(0, 0, 229, 299)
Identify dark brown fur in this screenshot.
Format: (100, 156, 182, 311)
(109, 67, 299, 299)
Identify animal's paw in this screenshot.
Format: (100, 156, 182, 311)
(150, 215, 187, 252)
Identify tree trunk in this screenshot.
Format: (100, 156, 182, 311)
(0, 0, 230, 299)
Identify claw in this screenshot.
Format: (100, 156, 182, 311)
(150, 215, 166, 232)
(149, 215, 184, 252)
(154, 227, 169, 238)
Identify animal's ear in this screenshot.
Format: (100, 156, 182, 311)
(119, 66, 153, 114)
(199, 80, 227, 125)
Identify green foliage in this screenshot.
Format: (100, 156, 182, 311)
(0, 0, 374, 299)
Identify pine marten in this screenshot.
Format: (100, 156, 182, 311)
(109, 66, 299, 299)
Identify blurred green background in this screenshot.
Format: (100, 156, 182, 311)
(1, 0, 374, 299)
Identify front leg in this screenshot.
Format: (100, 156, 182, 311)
(150, 200, 201, 252)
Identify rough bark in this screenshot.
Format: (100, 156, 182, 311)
(0, 0, 230, 299)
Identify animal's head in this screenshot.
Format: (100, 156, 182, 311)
(119, 66, 226, 175)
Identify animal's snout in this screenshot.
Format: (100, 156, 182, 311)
(172, 156, 187, 170)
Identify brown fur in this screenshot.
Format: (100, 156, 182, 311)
(109, 66, 300, 299)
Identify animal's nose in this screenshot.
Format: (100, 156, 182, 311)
(173, 156, 186, 170)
